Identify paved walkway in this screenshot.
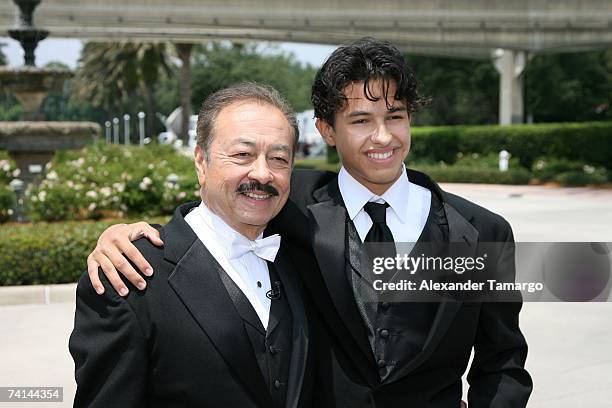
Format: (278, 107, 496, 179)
(1, 184, 611, 407)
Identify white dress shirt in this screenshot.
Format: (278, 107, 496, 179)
(338, 164, 431, 243)
(184, 202, 276, 329)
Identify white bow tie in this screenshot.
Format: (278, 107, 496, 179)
(228, 234, 281, 262)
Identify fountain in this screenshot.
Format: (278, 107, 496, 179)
(0, 0, 100, 184)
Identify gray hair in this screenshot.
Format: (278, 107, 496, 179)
(196, 82, 299, 162)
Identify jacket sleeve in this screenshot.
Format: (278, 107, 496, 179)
(467, 223, 533, 407)
(69, 273, 148, 407)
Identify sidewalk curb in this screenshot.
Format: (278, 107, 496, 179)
(0, 283, 76, 306)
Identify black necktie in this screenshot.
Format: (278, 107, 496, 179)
(362, 202, 397, 297)
(364, 202, 395, 243)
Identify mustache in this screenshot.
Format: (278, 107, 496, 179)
(236, 181, 279, 196)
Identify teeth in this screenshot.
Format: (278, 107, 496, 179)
(367, 151, 393, 160)
(243, 192, 270, 200)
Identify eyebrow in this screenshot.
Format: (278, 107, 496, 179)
(234, 139, 290, 153)
(347, 105, 407, 118)
(234, 139, 256, 147)
(270, 144, 291, 153)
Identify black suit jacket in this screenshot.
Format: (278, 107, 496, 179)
(267, 168, 533, 407)
(70, 202, 314, 408)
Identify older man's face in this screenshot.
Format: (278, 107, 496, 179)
(195, 100, 293, 239)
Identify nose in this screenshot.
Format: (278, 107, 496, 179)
(248, 154, 273, 185)
(371, 122, 393, 146)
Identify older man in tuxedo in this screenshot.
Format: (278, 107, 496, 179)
(70, 83, 314, 408)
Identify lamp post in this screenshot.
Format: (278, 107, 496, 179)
(113, 117, 119, 144)
(123, 114, 130, 145)
(138, 111, 145, 146)
(105, 121, 111, 143)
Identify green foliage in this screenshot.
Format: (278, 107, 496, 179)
(26, 143, 199, 221)
(0, 92, 23, 121)
(191, 43, 317, 112)
(553, 170, 608, 186)
(0, 216, 168, 285)
(525, 50, 612, 122)
(410, 121, 612, 169)
(0, 151, 19, 184)
(408, 56, 499, 125)
(411, 165, 533, 185)
(531, 157, 609, 185)
(0, 153, 18, 222)
(0, 185, 16, 222)
(72, 42, 173, 134)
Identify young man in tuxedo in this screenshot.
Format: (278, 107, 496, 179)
(85, 38, 532, 407)
(70, 83, 314, 407)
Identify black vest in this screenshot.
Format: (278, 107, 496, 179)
(218, 263, 293, 408)
(347, 193, 448, 383)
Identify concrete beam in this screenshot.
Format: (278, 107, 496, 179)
(1, 0, 611, 53)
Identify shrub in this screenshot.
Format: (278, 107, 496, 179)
(0, 152, 20, 184)
(410, 121, 612, 169)
(0, 185, 16, 222)
(26, 143, 199, 221)
(554, 170, 608, 186)
(411, 165, 533, 185)
(0, 216, 168, 285)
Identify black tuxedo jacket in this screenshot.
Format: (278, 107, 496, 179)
(266, 168, 533, 408)
(70, 202, 314, 408)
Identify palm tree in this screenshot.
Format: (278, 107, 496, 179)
(73, 42, 173, 135)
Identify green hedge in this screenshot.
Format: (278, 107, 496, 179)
(411, 166, 533, 185)
(410, 121, 612, 169)
(0, 217, 168, 285)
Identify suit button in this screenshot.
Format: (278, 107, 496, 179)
(380, 329, 389, 339)
(274, 380, 282, 389)
(269, 346, 277, 355)
(377, 359, 387, 368)
(380, 302, 391, 311)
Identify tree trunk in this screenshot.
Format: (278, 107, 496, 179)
(144, 84, 156, 139)
(175, 43, 193, 144)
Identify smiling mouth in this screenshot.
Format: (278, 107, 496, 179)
(241, 191, 272, 200)
(367, 150, 395, 160)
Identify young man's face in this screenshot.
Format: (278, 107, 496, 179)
(316, 79, 410, 195)
(195, 100, 294, 239)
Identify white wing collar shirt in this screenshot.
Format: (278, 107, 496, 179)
(338, 164, 431, 244)
(184, 201, 281, 329)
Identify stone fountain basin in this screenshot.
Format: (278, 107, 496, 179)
(0, 121, 99, 152)
(0, 66, 72, 93)
(0, 121, 100, 182)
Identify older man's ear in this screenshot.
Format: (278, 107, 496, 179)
(194, 145, 207, 188)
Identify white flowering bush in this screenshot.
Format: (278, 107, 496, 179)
(0, 152, 18, 222)
(26, 143, 199, 221)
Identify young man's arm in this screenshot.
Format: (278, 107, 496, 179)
(467, 225, 533, 407)
(69, 273, 148, 407)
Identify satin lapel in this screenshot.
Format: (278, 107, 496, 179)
(272, 250, 309, 408)
(388, 201, 480, 382)
(167, 240, 273, 408)
(307, 180, 377, 371)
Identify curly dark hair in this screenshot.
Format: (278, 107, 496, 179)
(311, 37, 428, 126)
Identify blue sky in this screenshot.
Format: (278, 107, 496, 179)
(0, 37, 336, 69)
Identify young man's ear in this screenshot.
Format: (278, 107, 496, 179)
(315, 118, 336, 147)
(194, 145, 207, 187)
